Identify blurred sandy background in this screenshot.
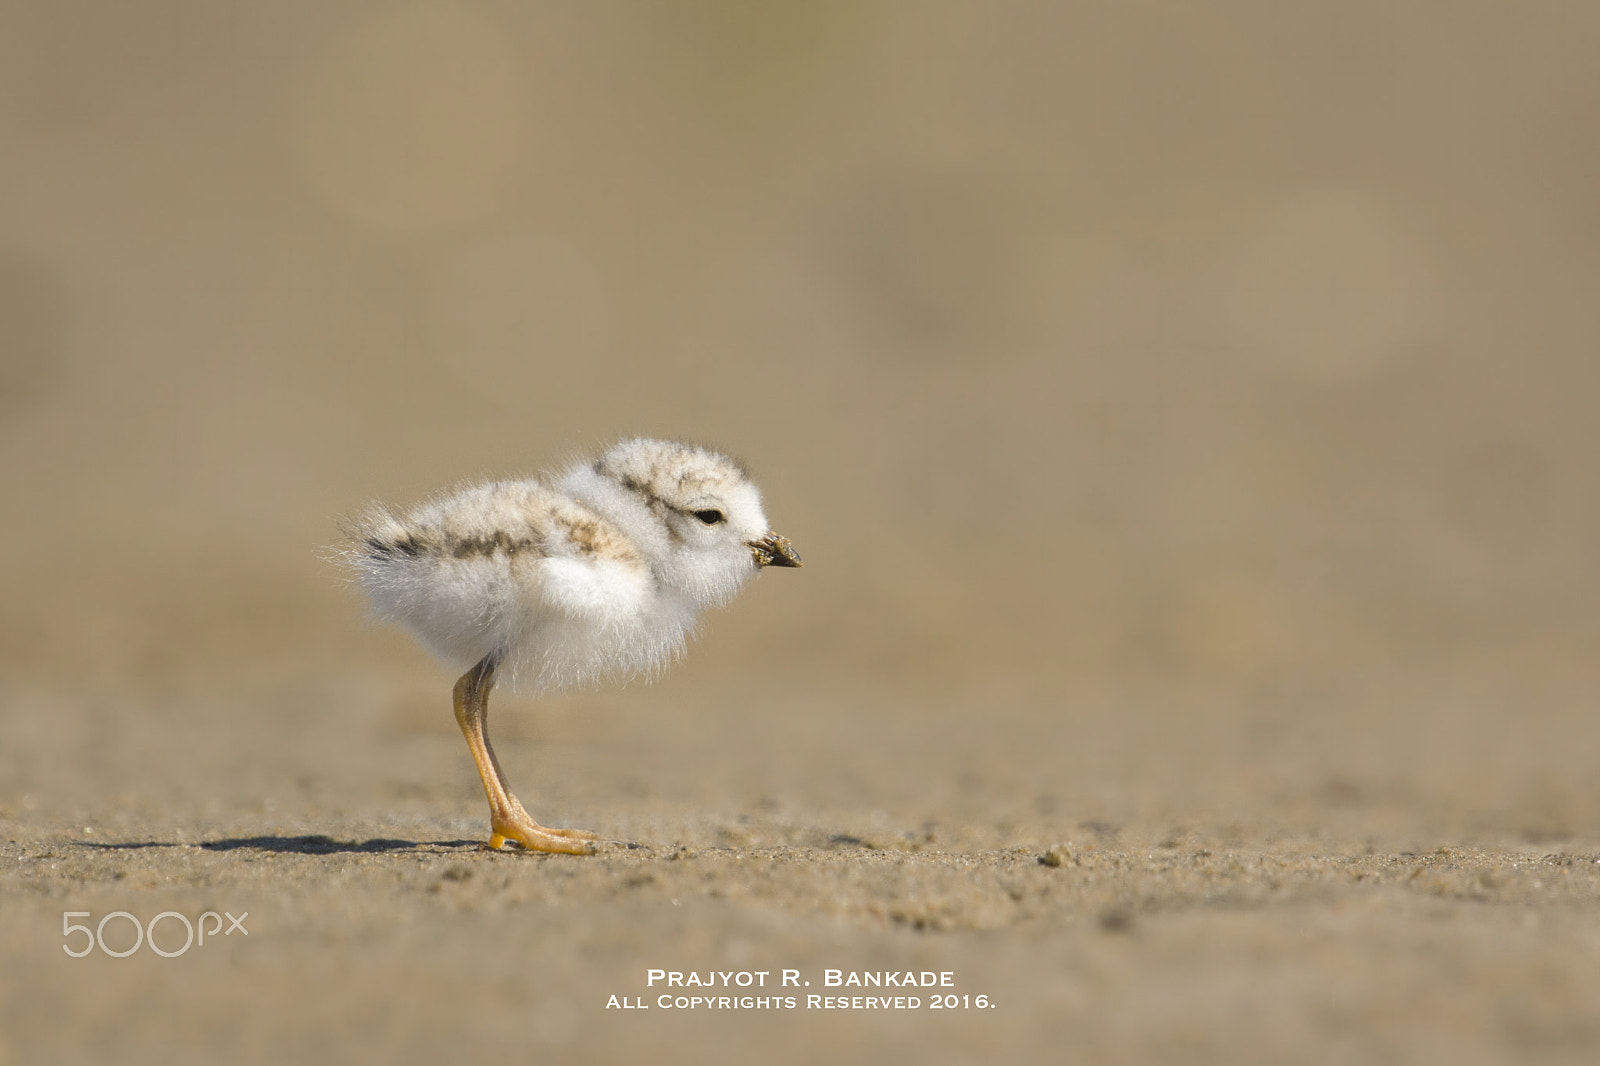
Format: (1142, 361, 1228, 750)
(2, 2, 1599, 1063)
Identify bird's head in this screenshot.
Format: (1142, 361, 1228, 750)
(567, 439, 801, 606)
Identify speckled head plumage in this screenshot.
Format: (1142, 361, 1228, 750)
(561, 439, 799, 609)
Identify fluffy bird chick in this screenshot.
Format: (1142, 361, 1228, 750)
(349, 439, 801, 854)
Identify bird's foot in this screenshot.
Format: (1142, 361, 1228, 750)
(486, 814, 598, 855)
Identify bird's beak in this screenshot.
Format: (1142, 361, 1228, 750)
(748, 531, 802, 568)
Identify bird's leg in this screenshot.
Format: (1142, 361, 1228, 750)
(452, 656, 598, 854)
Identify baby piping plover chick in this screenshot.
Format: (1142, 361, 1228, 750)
(348, 438, 801, 854)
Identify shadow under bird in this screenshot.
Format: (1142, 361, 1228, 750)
(345, 438, 802, 854)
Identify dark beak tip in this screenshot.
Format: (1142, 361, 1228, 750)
(750, 532, 802, 569)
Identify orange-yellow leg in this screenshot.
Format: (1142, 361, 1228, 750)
(453, 657, 597, 855)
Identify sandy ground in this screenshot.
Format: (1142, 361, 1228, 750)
(8, 831, 1600, 1065)
(4, 665, 1600, 1064)
(4, 3, 1600, 1062)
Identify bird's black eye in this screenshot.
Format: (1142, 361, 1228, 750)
(693, 509, 726, 525)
